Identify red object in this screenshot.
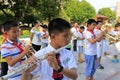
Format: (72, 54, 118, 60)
(96, 27, 101, 31)
(87, 29, 96, 38)
(13, 42, 24, 64)
(3, 33, 7, 42)
(52, 53, 63, 79)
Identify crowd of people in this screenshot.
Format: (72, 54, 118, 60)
(0, 18, 120, 80)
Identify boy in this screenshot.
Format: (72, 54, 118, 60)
(71, 22, 79, 52)
(109, 23, 120, 63)
(41, 24, 49, 49)
(1, 20, 32, 80)
(29, 18, 78, 80)
(77, 26, 85, 63)
(84, 19, 105, 80)
(94, 21, 104, 69)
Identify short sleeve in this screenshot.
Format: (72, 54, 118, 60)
(67, 51, 77, 69)
(30, 29, 35, 33)
(85, 31, 93, 39)
(1, 45, 11, 58)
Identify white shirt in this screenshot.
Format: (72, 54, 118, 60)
(30, 28, 43, 45)
(71, 27, 79, 40)
(1, 39, 26, 79)
(94, 29, 103, 44)
(84, 31, 97, 55)
(32, 44, 77, 80)
(41, 31, 49, 44)
(77, 32, 84, 46)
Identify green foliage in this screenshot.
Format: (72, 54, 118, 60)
(59, 8, 69, 21)
(98, 7, 116, 20)
(64, 0, 96, 23)
(19, 30, 30, 38)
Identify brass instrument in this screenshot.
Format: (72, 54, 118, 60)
(26, 46, 36, 58)
(105, 33, 120, 45)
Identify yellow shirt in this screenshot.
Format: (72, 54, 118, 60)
(0, 35, 6, 62)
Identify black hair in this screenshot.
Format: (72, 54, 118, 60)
(48, 18, 71, 36)
(115, 23, 120, 28)
(2, 20, 19, 31)
(80, 26, 85, 29)
(32, 20, 40, 27)
(87, 19, 96, 25)
(41, 24, 48, 29)
(96, 20, 102, 25)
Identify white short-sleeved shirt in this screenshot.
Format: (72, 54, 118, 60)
(32, 44, 77, 80)
(30, 28, 43, 45)
(41, 31, 49, 44)
(1, 39, 26, 79)
(84, 31, 97, 55)
(94, 29, 103, 44)
(71, 27, 79, 40)
(77, 32, 84, 46)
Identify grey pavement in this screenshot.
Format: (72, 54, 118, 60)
(32, 53, 120, 80)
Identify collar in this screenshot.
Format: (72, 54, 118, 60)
(6, 39, 21, 45)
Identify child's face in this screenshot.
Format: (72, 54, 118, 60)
(88, 23, 96, 30)
(97, 22, 103, 28)
(6, 26, 20, 42)
(52, 29, 72, 48)
(116, 26, 120, 31)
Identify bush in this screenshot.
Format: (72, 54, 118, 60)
(19, 30, 30, 38)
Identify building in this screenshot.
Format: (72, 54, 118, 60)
(116, 2, 120, 20)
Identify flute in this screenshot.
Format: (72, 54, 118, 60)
(0, 43, 70, 80)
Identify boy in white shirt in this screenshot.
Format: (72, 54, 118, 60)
(28, 18, 78, 80)
(94, 21, 104, 69)
(109, 23, 120, 63)
(84, 19, 105, 80)
(77, 26, 85, 63)
(1, 20, 32, 80)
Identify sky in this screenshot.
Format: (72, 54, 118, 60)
(85, 0, 120, 12)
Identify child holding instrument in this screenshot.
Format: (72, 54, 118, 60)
(84, 19, 105, 80)
(1, 20, 32, 80)
(29, 18, 78, 80)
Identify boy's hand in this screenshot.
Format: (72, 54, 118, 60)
(23, 45, 32, 54)
(46, 52, 60, 71)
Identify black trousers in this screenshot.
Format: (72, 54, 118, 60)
(0, 62, 8, 76)
(73, 39, 77, 51)
(32, 44, 41, 51)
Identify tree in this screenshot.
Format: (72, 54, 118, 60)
(98, 7, 115, 21)
(64, 0, 96, 23)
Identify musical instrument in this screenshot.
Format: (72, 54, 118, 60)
(105, 33, 120, 45)
(0, 43, 70, 80)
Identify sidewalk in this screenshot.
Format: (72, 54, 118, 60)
(74, 53, 120, 80)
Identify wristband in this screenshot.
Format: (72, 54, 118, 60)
(56, 65, 63, 73)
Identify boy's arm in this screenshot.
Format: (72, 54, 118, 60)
(88, 31, 105, 44)
(46, 52, 78, 80)
(4, 45, 31, 66)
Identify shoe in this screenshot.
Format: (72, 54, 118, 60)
(97, 64, 104, 69)
(111, 59, 119, 63)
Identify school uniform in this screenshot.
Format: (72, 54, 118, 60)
(77, 32, 84, 53)
(84, 30, 97, 77)
(71, 27, 79, 51)
(1, 39, 26, 80)
(94, 29, 103, 58)
(31, 44, 77, 80)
